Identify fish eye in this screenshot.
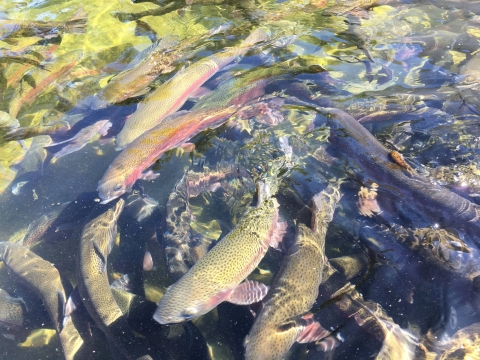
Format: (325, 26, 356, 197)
(113, 184, 123, 192)
(181, 307, 198, 320)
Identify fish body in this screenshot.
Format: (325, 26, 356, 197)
(98, 106, 237, 203)
(77, 200, 125, 328)
(9, 50, 83, 118)
(46, 119, 112, 159)
(11, 135, 52, 194)
(164, 163, 254, 279)
(115, 28, 268, 149)
(0, 111, 19, 129)
(0, 288, 29, 342)
(91, 36, 179, 110)
(0, 289, 25, 328)
(244, 185, 340, 360)
(0, 9, 87, 41)
(77, 199, 152, 359)
(293, 102, 480, 242)
(458, 51, 480, 90)
(0, 242, 68, 332)
(154, 197, 280, 324)
(22, 203, 68, 247)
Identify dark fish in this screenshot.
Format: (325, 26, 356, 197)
(11, 135, 52, 195)
(0, 288, 27, 342)
(0, 242, 87, 359)
(289, 100, 480, 243)
(21, 192, 99, 248)
(21, 203, 68, 247)
(115, 190, 162, 297)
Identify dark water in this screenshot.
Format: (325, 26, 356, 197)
(1, 0, 480, 359)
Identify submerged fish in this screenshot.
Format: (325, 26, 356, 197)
(154, 198, 279, 324)
(8, 50, 83, 118)
(288, 100, 480, 242)
(244, 184, 341, 360)
(90, 36, 179, 110)
(91, 30, 218, 110)
(154, 173, 287, 324)
(115, 27, 269, 149)
(98, 106, 238, 204)
(45, 119, 111, 159)
(11, 135, 52, 195)
(0, 242, 86, 359)
(22, 203, 68, 247)
(0, 9, 87, 42)
(76, 199, 152, 359)
(0, 288, 24, 328)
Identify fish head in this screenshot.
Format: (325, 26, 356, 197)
(154, 296, 207, 324)
(97, 177, 128, 204)
(90, 96, 110, 110)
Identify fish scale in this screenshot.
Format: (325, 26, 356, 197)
(115, 27, 269, 149)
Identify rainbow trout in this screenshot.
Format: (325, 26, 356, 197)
(91, 29, 221, 110)
(98, 106, 238, 204)
(76, 199, 152, 359)
(91, 36, 179, 110)
(164, 163, 254, 280)
(115, 28, 269, 149)
(244, 184, 341, 360)
(153, 154, 293, 325)
(8, 50, 83, 118)
(0, 242, 86, 360)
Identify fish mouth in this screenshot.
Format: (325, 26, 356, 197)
(99, 196, 117, 205)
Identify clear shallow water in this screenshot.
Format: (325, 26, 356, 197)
(0, 0, 480, 359)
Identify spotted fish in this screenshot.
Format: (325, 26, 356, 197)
(153, 171, 287, 324)
(0, 242, 86, 360)
(115, 28, 269, 149)
(98, 106, 238, 203)
(244, 184, 341, 360)
(76, 199, 152, 359)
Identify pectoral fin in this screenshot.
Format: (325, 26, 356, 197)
(139, 170, 160, 181)
(130, 87, 151, 98)
(269, 221, 287, 249)
(296, 313, 330, 343)
(226, 280, 269, 305)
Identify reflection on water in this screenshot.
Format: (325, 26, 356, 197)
(1, 0, 480, 359)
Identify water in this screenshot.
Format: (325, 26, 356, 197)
(0, 0, 480, 359)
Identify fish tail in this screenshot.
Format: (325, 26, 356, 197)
(63, 9, 88, 34)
